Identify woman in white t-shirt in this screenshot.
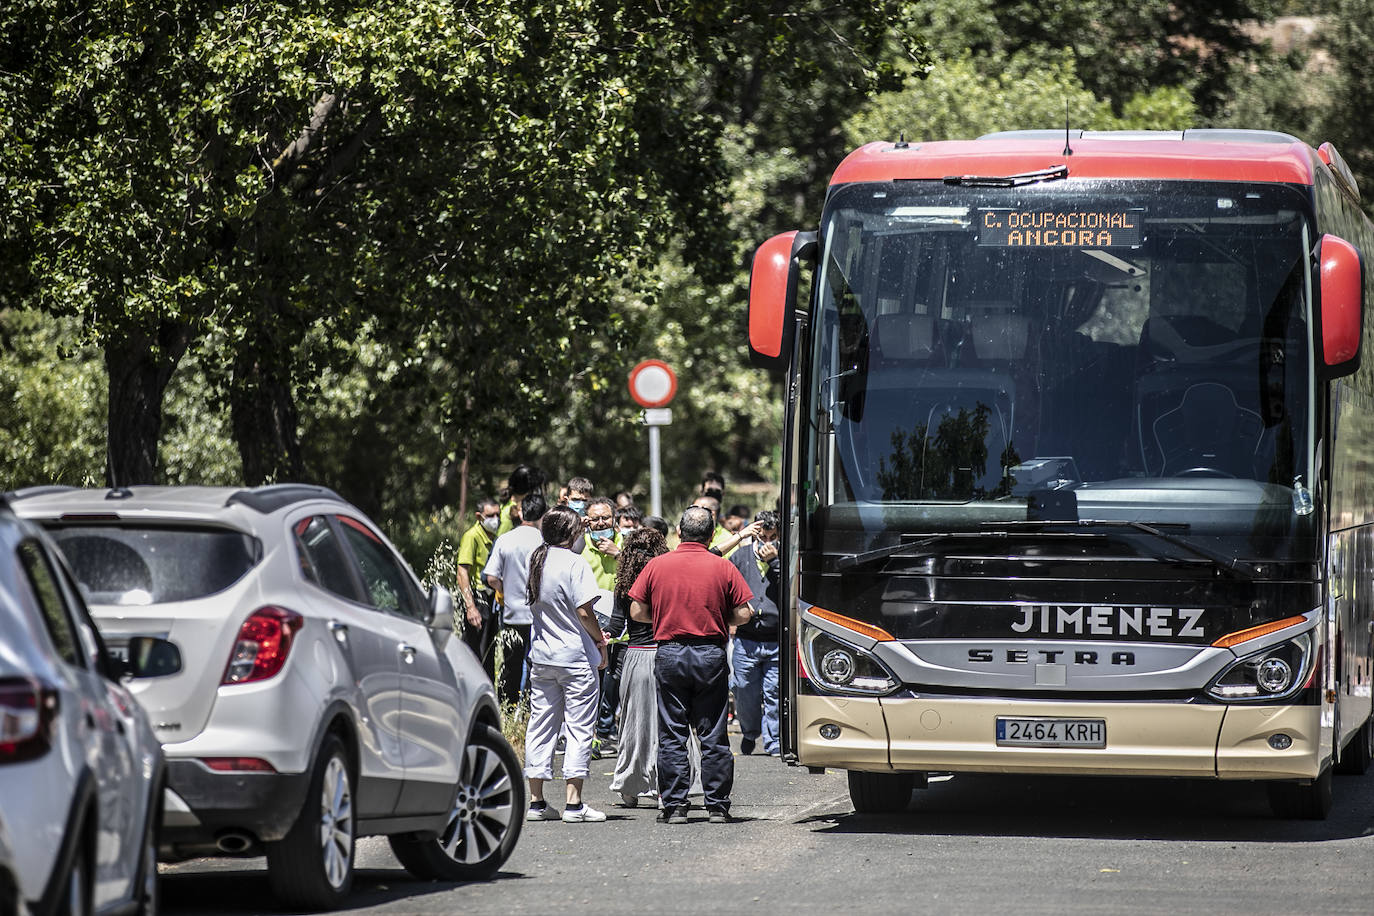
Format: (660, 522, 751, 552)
(522, 505, 610, 823)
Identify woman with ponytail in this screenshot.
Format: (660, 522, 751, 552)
(522, 505, 610, 823)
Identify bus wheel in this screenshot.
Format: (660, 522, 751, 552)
(1267, 767, 1333, 819)
(1335, 717, 1373, 775)
(847, 770, 916, 813)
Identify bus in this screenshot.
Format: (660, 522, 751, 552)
(747, 129, 1374, 819)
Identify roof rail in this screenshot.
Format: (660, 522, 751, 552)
(224, 484, 345, 514)
(3, 485, 79, 501)
(977, 128, 1303, 145)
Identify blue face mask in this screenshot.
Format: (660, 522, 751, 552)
(568, 499, 587, 516)
(589, 526, 614, 541)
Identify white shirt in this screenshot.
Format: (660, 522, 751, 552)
(527, 546, 601, 668)
(482, 525, 543, 626)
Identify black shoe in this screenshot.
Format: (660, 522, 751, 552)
(739, 737, 755, 756)
(658, 807, 688, 824)
(707, 809, 733, 824)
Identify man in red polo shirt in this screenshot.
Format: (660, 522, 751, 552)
(629, 505, 755, 823)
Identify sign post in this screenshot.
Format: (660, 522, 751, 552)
(628, 361, 677, 517)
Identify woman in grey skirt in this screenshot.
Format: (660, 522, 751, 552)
(607, 528, 702, 807)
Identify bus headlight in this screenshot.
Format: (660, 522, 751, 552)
(802, 624, 899, 696)
(1206, 632, 1312, 702)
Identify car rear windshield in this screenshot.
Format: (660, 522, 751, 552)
(47, 525, 261, 605)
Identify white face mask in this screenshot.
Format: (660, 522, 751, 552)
(481, 516, 500, 533)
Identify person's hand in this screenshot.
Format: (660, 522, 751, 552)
(756, 541, 779, 563)
(465, 603, 482, 628)
(592, 536, 620, 557)
(597, 643, 608, 670)
(737, 521, 763, 543)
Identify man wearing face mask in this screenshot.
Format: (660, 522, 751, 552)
(727, 510, 782, 756)
(457, 497, 502, 681)
(564, 476, 594, 518)
(581, 496, 624, 755)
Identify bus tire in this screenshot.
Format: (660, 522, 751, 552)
(1267, 767, 1333, 820)
(1335, 716, 1373, 775)
(847, 770, 916, 813)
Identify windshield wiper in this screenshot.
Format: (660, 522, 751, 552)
(981, 519, 1264, 580)
(943, 165, 1069, 187)
(834, 531, 1044, 571)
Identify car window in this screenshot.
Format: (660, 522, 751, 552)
(293, 516, 362, 601)
(47, 525, 260, 605)
(18, 539, 82, 667)
(337, 517, 425, 620)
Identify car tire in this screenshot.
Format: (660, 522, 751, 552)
(267, 734, 355, 909)
(1335, 716, 1373, 776)
(1267, 766, 1333, 819)
(388, 724, 525, 882)
(134, 777, 163, 916)
(847, 769, 916, 814)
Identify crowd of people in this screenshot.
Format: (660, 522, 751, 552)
(452, 463, 781, 824)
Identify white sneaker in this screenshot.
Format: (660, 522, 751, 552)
(562, 804, 607, 823)
(527, 804, 560, 821)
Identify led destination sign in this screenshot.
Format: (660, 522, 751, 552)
(979, 208, 1144, 248)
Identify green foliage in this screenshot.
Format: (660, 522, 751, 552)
(844, 53, 1196, 146)
(0, 310, 104, 490)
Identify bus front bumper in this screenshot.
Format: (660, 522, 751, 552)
(795, 694, 1322, 779)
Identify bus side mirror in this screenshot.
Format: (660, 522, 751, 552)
(1319, 233, 1363, 378)
(749, 230, 816, 371)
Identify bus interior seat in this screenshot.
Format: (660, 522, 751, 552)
(871, 312, 939, 365)
(1151, 382, 1264, 477)
(1134, 315, 1265, 477)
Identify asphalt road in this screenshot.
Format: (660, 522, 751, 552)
(162, 735, 1374, 916)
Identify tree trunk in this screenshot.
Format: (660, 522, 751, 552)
(230, 342, 304, 486)
(104, 322, 191, 486)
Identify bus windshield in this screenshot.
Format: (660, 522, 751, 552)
(807, 179, 1315, 559)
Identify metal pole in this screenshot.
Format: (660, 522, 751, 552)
(648, 423, 662, 518)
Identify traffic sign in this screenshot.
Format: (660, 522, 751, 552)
(628, 360, 677, 408)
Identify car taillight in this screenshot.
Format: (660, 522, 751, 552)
(0, 677, 60, 763)
(222, 606, 304, 685)
(200, 757, 277, 772)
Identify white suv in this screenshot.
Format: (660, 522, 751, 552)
(12, 484, 524, 911)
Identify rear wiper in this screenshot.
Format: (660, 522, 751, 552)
(983, 519, 1263, 580)
(943, 165, 1068, 187)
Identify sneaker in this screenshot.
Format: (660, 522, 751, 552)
(658, 807, 688, 824)
(707, 809, 733, 824)
(526, 803, 560, 821)
(739, 737, 756, 756)
(562, 804, 607, 823)
(618, 791, 638, 808)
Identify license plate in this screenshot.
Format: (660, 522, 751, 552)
(996, 717, 1105, 748)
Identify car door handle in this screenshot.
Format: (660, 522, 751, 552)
(328, 620, 349, 644)
(399, 643, 417, 664)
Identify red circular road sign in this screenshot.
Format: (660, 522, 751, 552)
(628, 360, 677, 408)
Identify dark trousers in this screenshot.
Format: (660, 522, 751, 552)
(460, 589, 498, 685)
(597, 642, 627, 739)
(655, 642, 733, 812)
(497, 623, 531, 709)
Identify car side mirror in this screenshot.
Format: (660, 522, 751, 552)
(114, 636, 182, 679)
(1318, 233, 1364, 378)
(429, 585, 455, 633)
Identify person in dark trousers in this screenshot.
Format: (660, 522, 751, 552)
(728, 511, 782, 755)
(629, 506, 754, 824)
(483, 492, 548, 706)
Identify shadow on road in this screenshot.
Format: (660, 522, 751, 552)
(160, 866, 532, 914)
(798, 771, 1374, 843)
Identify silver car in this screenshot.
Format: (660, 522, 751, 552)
(0, 502, 166, 916)
(12, 484, 524, 911)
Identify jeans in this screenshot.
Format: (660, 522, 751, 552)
(655, 642, 732, 812)
(731, 636, 780, 754)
